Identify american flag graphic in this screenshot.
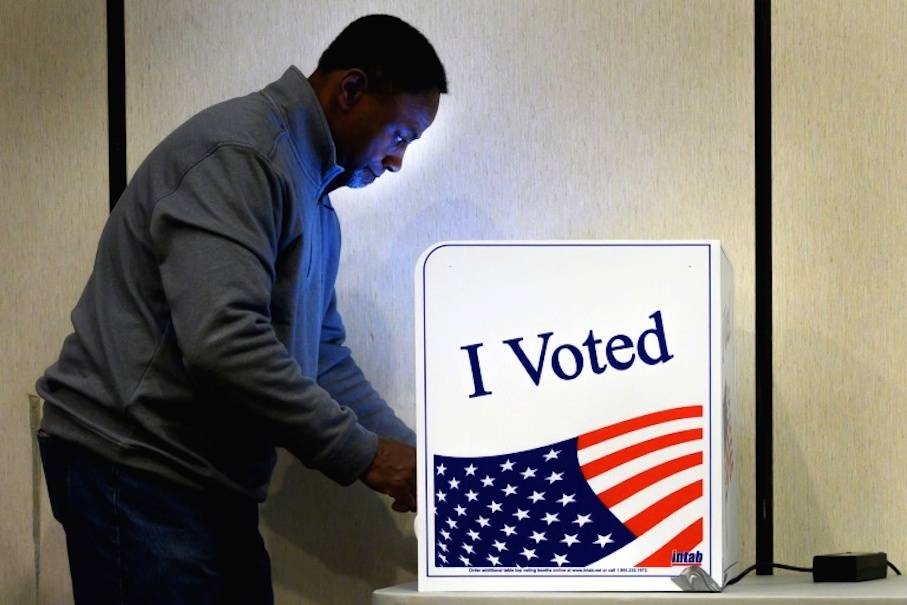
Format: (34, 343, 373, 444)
(432, 405, 704, 569)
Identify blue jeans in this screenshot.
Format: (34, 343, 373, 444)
(38, 432, 274, 605)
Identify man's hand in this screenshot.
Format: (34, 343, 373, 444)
(359, 437, 417, 512)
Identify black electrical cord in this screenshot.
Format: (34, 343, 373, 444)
(727, 563, 812, 586)
(726, 561, 902, 586)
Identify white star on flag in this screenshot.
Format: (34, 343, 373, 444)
(594, 534, 614, 547)
(551, 553, 570, 567)
(556, 493, 576, 506)
(573, 513, 592, 527)
(561, 534, 580, 547)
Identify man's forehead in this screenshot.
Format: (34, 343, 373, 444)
(393, 90, 440, 134)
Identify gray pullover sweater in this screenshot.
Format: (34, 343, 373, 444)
(37, 67, 414, 501)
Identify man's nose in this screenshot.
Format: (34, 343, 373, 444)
(383, 150, 405, 173)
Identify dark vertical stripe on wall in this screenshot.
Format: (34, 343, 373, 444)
(754, 0, 774, 575)
(107, 0, 126, 210)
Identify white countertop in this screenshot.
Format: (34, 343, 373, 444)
(373, 574, 907, 604)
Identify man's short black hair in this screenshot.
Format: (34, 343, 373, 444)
(318, 14, 448, 94)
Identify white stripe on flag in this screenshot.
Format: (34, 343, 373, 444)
(576, 417, 703, 466)
(584, 440, 702, 494)
(607, 467, 703, 521)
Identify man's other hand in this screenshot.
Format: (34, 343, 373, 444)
(360, 437, 417, 512)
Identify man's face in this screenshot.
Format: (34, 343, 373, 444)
(333, 87, 441, 189)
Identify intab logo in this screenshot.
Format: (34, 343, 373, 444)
(671, 550, 703, 566)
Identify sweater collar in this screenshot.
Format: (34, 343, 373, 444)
(260, 66, 343, 197)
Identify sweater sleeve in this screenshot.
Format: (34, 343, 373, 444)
(149, 145, 378, 485)
(317, 290, 417, 447)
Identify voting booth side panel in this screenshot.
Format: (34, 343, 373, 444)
(717, 247, 740, 587)
(415, 242, 728, 592)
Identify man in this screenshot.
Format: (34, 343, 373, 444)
(36, 14, 446, 605)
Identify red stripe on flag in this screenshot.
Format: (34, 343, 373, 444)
(596, 452, 703, 507)
(624, 480, 703, 536)
(635, 518, 704, 568)
(577, 405, 702, 449)
(580, 429, 702, 480)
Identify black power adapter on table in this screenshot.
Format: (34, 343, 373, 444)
(725, 552, 902, 586)
(812, 552, 889, 582)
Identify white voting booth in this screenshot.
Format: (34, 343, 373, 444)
(414, 241, 738, 592)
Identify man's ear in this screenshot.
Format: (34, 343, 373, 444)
(338, 69, 369, 110)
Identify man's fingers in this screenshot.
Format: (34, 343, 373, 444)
(391, 496, 416, 513)
(388, 479, 417, 512)
(360, 437, 418, 513)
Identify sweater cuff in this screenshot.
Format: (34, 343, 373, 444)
(321, 423, 379, 486)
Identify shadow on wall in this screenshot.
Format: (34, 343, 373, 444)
(261, 451, 417, 604)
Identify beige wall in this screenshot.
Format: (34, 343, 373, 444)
(772, 0, 907, 566)
(0, 1, 107, 603)
(125, 2, 753, 602)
